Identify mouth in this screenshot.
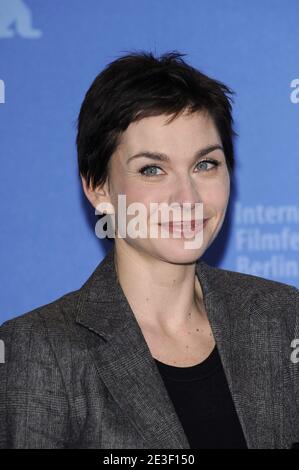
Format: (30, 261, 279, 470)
(159, 218, 209, 231)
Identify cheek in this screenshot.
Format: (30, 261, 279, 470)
(110, 183, 154, 219)
(201, 179, 230, 211)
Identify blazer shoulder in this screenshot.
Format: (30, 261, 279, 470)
(201, 263, 299, 326)
(0, 288, 82, 333)
(208, 262, 299, 296)
(0, 292, 78, 449)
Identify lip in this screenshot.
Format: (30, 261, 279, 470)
(159, 218, 209, 231)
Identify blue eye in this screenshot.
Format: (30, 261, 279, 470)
(138, 159, 221, 177)
(139, 165, 163, 177)
(196, 159, 220, 171)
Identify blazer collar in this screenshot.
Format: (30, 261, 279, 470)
(76, 246, 285, 449)
(76, 245, 224, 341)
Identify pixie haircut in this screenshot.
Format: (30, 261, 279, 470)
(76, 50, 237, 191)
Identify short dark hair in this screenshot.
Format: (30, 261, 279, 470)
(76, 50, 237, 191)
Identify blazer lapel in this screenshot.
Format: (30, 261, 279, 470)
(76, 247, 190, 449)
(76, 246, 282, 449)
(196, 262, 285, 449)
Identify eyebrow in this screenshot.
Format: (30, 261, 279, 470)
(126, 144, 224, 164)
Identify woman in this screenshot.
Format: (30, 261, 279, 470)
(0, 51, 298, 449)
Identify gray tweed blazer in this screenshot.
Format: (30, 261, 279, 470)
(0, 246, 298, 449)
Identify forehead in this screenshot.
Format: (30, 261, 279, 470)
(117, 110, 221, 154)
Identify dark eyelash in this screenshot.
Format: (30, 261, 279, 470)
(197, 159, 221, 169)
(138, 158, 221, 175)
(138, 164, 161, 175)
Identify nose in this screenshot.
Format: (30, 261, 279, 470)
(170, 174, 202, 210)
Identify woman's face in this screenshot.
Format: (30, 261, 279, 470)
(102, 110, 230, 264)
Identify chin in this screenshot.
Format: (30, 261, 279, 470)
(152, 240, 206, 265)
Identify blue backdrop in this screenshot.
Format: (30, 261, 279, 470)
(0, 0, 298, 323)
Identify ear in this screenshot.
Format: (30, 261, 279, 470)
(80, 174, 114, 215)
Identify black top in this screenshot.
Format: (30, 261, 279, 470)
(154, 345, 248, 449)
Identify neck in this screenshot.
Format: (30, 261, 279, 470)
(113, 241, 206, 334)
